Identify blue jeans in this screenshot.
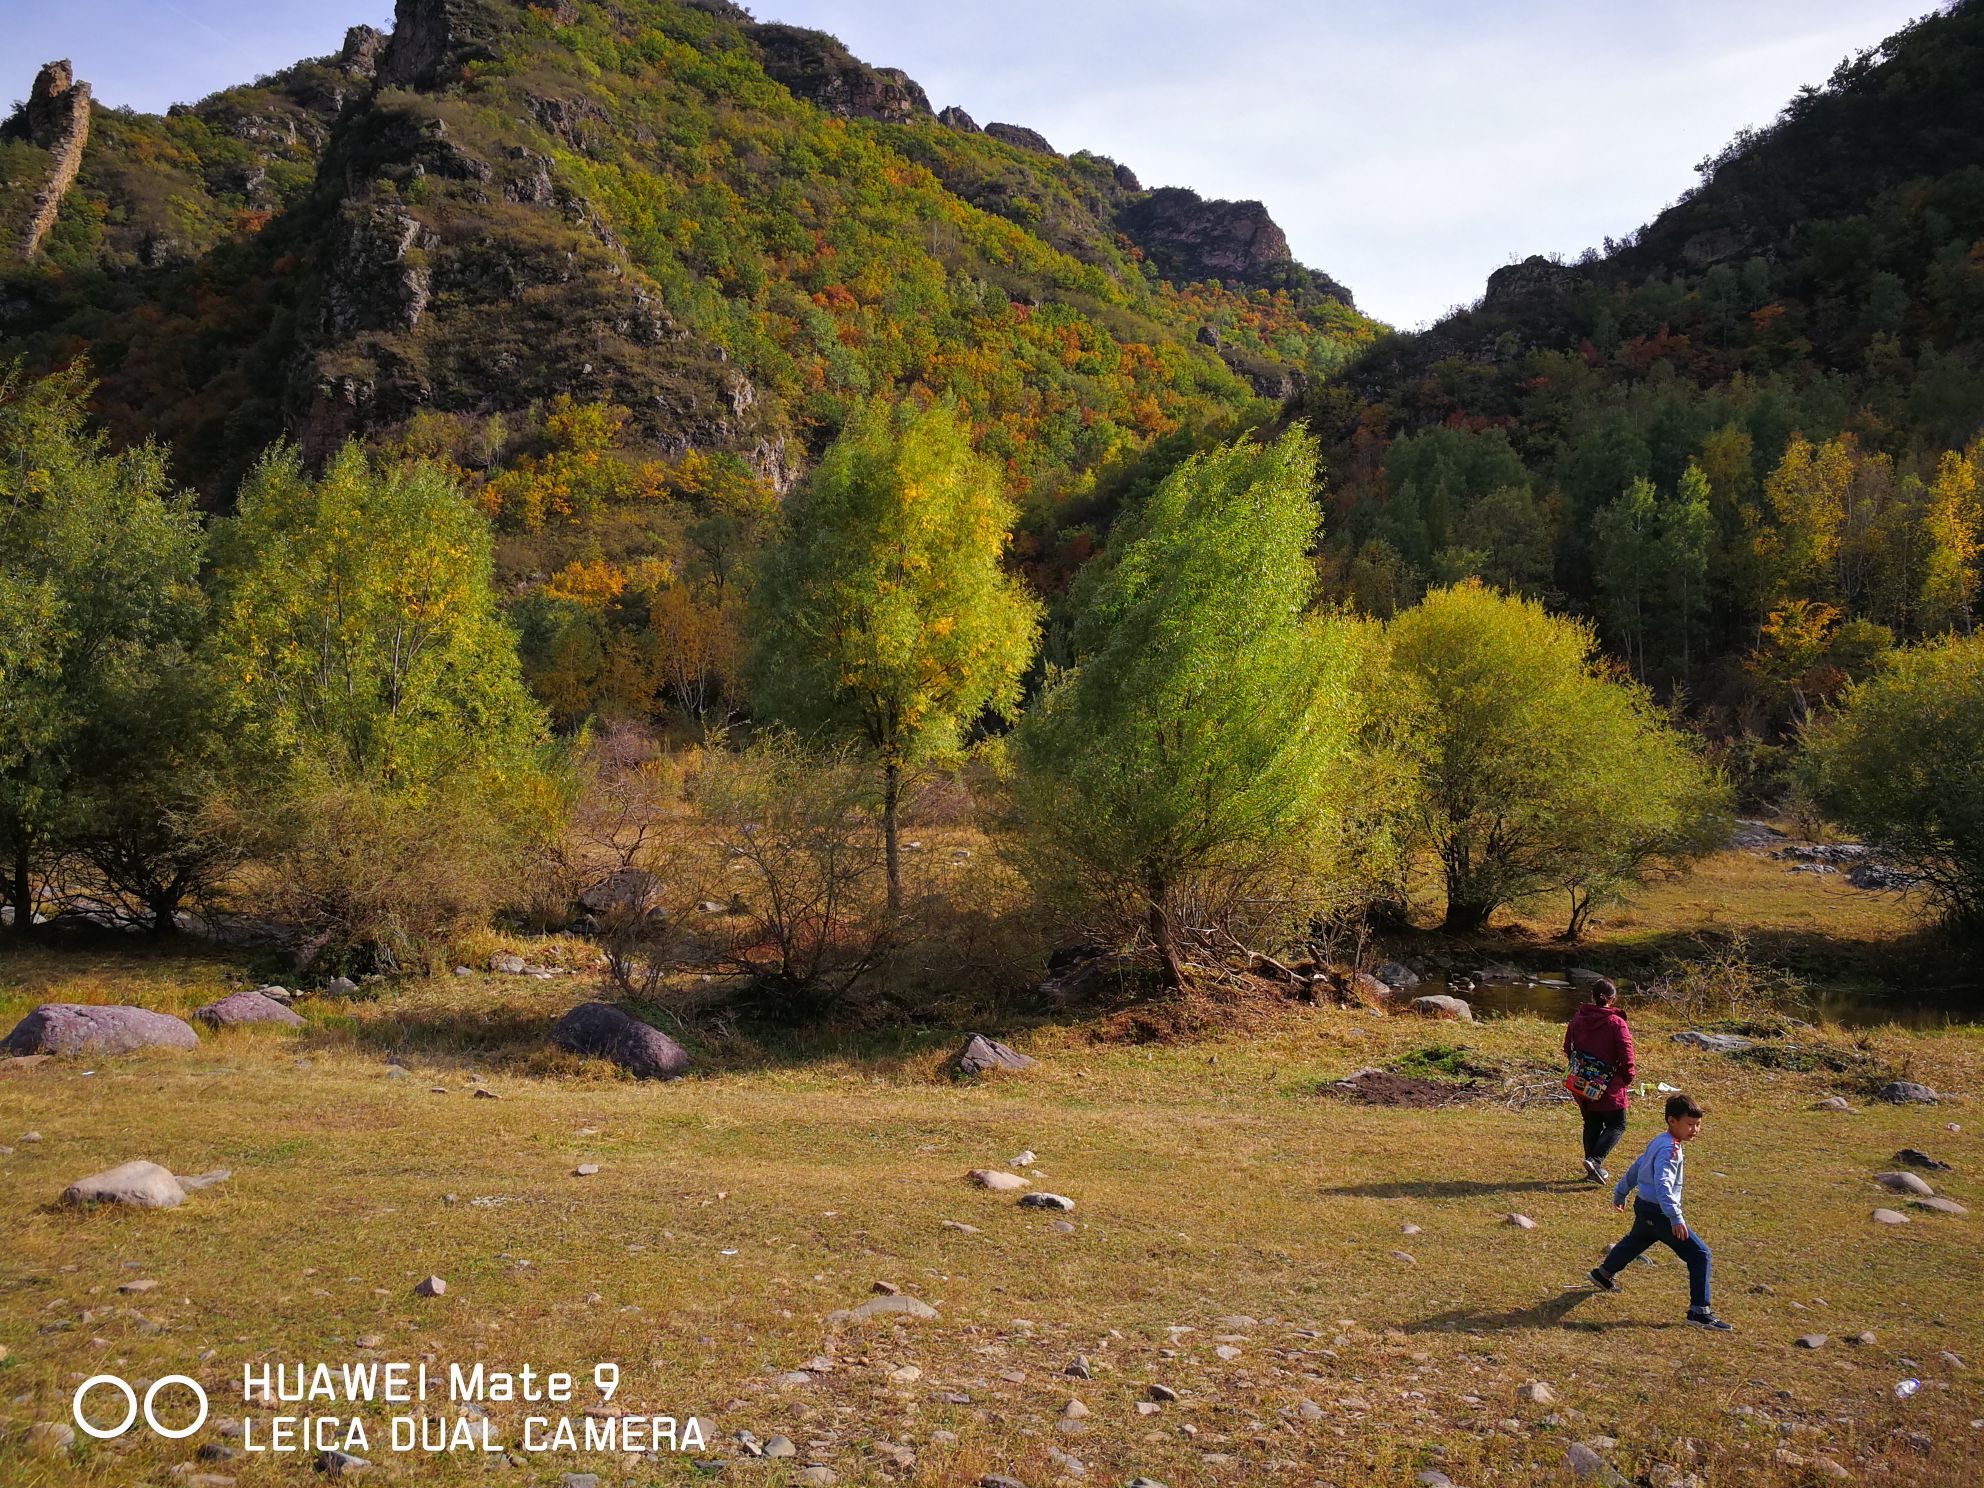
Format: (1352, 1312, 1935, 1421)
(1599, 1199, 1711, 1311)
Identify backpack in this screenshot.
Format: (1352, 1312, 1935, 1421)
(1566, 1047, 1612, 1102)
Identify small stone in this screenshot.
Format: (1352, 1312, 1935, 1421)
(1297, 1399, 1324, 1422)
(1019, 1192, 1074, 1211)
(1813, 1096, 1855, 1113)
(573, 1164, 600, 1176)
(62, 1160, 186, 1209)
(473, 1088, 499, 1100)
(968, 1168, 1029, 1191)
(1876, 1080, 1939, 1104)
(559, 1476, 599, 1488)
(771, 1371, 812, 1387)
(1390, 1251, 1417, 1266)
(356, 1334, 385, 1348)
(797, 1468, 836, 1486)
(1846, 1331, 1877, 1346)
(490, 953, 525, 974)
(1147, 1383, 1178, 1402)
(1051, 1218, 1076, 1233)
(1565, 1441, 1629, 1486)
(1401, 1223, 1422, 1235)
(1065, 1356, 1093, 1379)
(836, 1294, 938, 1322)
(454, 966, 474, 977)
(315, 1450, 371, 1475)
(1505, 1212, 1537, 1230)
(1063, 1398, 1090, 1419)
(762, 1435, 796, 1458)
(1010, 1150, 1036, 1167)
(1894, 1148, 1952, 1171)
(1796, 1334, 1827, 1349)
(888, 1365, 921, 1384)
(118, 1278, 158, 1293)
(20, 1130, 43, 1142)
(980, 1477, 1028, 1488)
(1410, 994, 1473, 1021)
(414, 1276, 447, 1297)
(1872, 1209, 1911, 1225)
(1215, 1344, 1240, 1360)
(1913, 1196, 1968, 1215)
(1418, 1472, 1455, 1488)
(1517, 1381, 1556, 1405)
(873, 1279, 899, 1294)
(324, 976, 359, 997)
(1134, 1401, 1160, 1416)
(942, 1220, 982, 1234)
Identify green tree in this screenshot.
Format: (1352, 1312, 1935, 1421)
(1386, 582, 1727, 932)
(1805, 632, 1984, 931)
(0, 364, 207, 932)
(1593, 477, 1660, 679)
(212, 443, 546, 789)
(1002, 427, 1365, 984)
(750, 398, 1041, 913)
(1919, 444, 1982, 635)
(210, 442, 555, 968)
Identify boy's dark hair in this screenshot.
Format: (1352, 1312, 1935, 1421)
(1665, 1093, 1704, 1120)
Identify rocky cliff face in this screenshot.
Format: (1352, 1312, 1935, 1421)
(749, 24, 933, 122)
(12, 61, 91, 261)
(1115, 186, 1351, 306)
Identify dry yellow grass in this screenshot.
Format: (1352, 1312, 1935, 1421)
(1, 923, 1979, 1488)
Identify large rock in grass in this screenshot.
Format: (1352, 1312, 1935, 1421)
(195, 990, 307, 1029)
(63, 1161, 187, 1209)
(1409, 995, 1473, 1022)
(551, 1002, 688, 1079)
(4, 1003, 198, 1057)
(955, 1033, 1034, 1076)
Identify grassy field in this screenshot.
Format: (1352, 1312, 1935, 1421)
(0, 867, 1979, 1488)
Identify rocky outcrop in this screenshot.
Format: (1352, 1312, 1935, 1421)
(378, 0, 507, 89)
(340, 25, 387, 79)
(938, 105, 980, 133)
(985, 122, 1055, 155)
(320, 202, 440, 338)
(14, 61, 91, 261)
(1480, 254, 1579, 323)
(1118, 186, 1297, 289)
(749, 25, 932, 123)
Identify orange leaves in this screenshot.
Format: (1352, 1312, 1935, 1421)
(544, 559, 629, 609)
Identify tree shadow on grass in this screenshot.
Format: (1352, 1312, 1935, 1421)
(1319, 1178, 1591, 1199)
(1406, 1288, 1677, 1334)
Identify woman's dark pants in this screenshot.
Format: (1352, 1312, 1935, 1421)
(1582, 1107, 1627, 1165)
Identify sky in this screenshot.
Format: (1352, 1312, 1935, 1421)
(3, 0, 1938, 328)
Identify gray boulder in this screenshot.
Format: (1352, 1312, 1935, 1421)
(1672, 1030, 1754, 1054)
(1372, 961, 1420, 991)
(195, 990, 307, 1029)
(956, 1033, 1035, 1076)
(551, 1002, 689, 1079)
(63, 1160, 187, 1209)
(1877, 1080, 1939, 1104)
(4, 1003, 198, 1057)
(1409, 995, 1474, 1022)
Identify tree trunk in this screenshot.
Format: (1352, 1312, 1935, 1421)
(8, 832, 32, 938)
(882, 761, 902, 917)
(1146, 876, 1184, 988)
(149, 893, 179, 937)
(1560, 887, 1593, 942)
(1440, 895, 1494, 934)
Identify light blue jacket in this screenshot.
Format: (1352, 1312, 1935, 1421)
(1613, 1130, 1686, 1227)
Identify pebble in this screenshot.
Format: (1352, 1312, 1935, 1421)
(1065, 1356, 1094, 1379)
(1418, 1472, 1455, 1488)
(797, 1467, 836, 1485)
(1215, 1344, 1240, 1360)
(1297, 1400, 1323, 1421)
(118, 1278, 157, 1293)
(315, 1449, 371, 1476)
(1796, 1334, 1828, 1349)
(1018, 1192, 1074, 1211)
(942, 1220, 982, 1234)
(1847, 1331, 1877, 1346)
(355, 1334, 385, 1349)
(572, 1164, 600, 1177)
(872, 1280, 900, 1295)
(1147, 1383, 1178, 1401)
(888, 1365, 921, 1384)
(1913, 1197, 1968, 1216)
(1565, 1441, 1630, 1486)
(559, 1476, 599, 1488)
(1063, 1398, 1090, 1420)
(20, 1131, 42, 1143)
(1402, 1223, 1422, 1235)
(1505, 1212, 1537, 1229)
(1872, 1209, 1912, 1225)
(1518, 1381, 1556, 1405)
(414, 1276, 447, 1297)
(1390, 1251, 1417, 1266)
(980, 1476, 1028, 1488)
(473, 1088, 500, 1100)
(762, 1436, 795, 1458)
(26, 1422, 75, 1456)
(1813, 1097, 1855, 1113)
(1010, 1151, 1036, 1167)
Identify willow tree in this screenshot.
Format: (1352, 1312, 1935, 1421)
(750, 398, 1040, 914)
(1002, 426, 1365, 985)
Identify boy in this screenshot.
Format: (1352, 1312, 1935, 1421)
(1587, 1092, 1732, 1331)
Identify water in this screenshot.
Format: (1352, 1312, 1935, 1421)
(1440, 971, 1984, 1031)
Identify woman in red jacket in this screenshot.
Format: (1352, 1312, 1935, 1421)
(1564, 978, 1636, 1182)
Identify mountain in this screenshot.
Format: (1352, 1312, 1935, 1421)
(0, 0, 1374, 518)
(1299, 0, 1984, 724)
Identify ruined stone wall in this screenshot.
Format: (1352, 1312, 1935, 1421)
(17, 60, 91, 261)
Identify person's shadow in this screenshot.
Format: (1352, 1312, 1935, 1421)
(1318, 1178, 1589, 1200)
(1405, 1289, 1677, 1334)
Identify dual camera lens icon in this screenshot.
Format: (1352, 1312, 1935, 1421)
(72, 1373, 209, 1439)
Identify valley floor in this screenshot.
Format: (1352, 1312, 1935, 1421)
(0, 925, 1979, 1488)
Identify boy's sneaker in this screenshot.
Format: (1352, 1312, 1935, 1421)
(1687, 1308, 1734, 1331)
(1588, 1267, 1618, 1292)
(1582, 1158, 1609, 1183)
